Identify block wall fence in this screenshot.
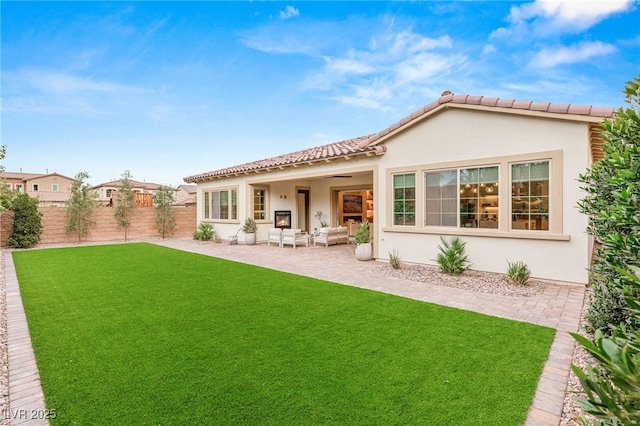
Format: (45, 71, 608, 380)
(0, 206, 197, 247)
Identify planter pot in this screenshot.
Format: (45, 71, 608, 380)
(245, 232, 256, 246)
(355, 242, 372, 261)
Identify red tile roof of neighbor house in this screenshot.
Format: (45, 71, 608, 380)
(184, 93, 615, 183)
(2, 172, 77, 181)
(27, 191, 73, 203)
(93, 179, 174, 191)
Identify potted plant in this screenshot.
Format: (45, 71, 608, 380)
(242, 217, 258, 245)
(354, 220, 372, 261)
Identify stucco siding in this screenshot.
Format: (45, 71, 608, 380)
(374, 108, 593, 283)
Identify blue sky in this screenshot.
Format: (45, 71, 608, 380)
(2, 1, 639, 187)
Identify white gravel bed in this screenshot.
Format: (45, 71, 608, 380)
(373, 263, 548, 297)
(561, 289, 596, 426)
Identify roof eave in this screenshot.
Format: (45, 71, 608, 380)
(184, 148, 383, 183)
(362, 102, 614, 148)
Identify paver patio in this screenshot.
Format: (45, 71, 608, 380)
(4, 239, 586, 425)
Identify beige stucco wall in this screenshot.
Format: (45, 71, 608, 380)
(195, 160, 379, 242)
(27, 175, 75, 192)
(193, 107, 597, 284)
(374, 107, 593, 284)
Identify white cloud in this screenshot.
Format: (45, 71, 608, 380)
(2, 69, 152, 116)
(279, 5, 300, 20)
(529, 41, 617, 68)
(493, 0, 634, 38)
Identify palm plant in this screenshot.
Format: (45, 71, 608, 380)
(436, 236, 470, 275)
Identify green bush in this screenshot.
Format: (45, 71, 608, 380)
(435, 236, 470, 275)
(242, 217, 257, 233)
(571, 75, 640, 426)
(8, 193, 43, 249)
(578, 74, 640, 334)
(571, 267, 640, 425)
(193, 223, 215, 241)
(389, 248, 402, 269)
(354, 220, 371, 245)
(507, 261, 530, 285)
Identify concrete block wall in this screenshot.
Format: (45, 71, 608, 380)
(1, 207, 197, 247)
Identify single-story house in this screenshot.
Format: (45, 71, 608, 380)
(184, 92, 614, 285)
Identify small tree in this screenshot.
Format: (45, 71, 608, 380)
(0, 144, 15, 212)
(153, 185, 176, 239)
(114, 170, 136, 242)
(7, 193, 42, 248)
(65, 172, 101, 242)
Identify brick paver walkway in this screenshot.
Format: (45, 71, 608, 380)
(5, 239, 586, 425)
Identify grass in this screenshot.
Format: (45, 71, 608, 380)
(13, 243, 555, 425)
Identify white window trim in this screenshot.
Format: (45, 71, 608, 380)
(201, 186, 239, 223)
(250, 185, 270, 223)
(384, 150, 567, 241)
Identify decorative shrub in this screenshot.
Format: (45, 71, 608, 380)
(578, 74, 640, 334)
(354, 220, 371, 245)
(571, 75, 640, 426)
(507, 261, 530, 285)
(389, 249, 402, 269)
(8, 193, 43, 249)
(242, 217, 257, 233)
(436, 236, 470, 275)
(193, 223, 215, 241)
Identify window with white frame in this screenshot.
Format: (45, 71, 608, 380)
(33, 184, 39, 191)
(52, 184, 59, 192)
(203, 188, 238, 221)
(253, 188, 267, 220)
(425, 166, 499, 229)
(392, 152, 559, 235)
(393, 173, 416, 226)
(511, 161, 549, 231)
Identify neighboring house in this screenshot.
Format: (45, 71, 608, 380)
(173, 184, 197, 207)
(184, 92, 614, 285)
(2, 171, 77, 206)
(93, 179, 177, 207)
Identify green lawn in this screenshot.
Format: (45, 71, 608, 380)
(13, 243, 555, 425)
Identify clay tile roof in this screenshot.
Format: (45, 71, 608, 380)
(496, 98, 516, 108)
(185, 92, 615, 183)
(530, 101, 551, 112)
(184, 135, 377, 182)
(512, 100, 533, 110)
(548, 104, 570, 114)
(2, 172, 45, 181)
(567, 105, 593, 115)
(359, 93, 614, 147)
(28, 191, 72, 203)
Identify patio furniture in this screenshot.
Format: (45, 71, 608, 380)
(282, 229, 309, 249)
(314, 226, 348, 247)
(267, 228, 283, 247)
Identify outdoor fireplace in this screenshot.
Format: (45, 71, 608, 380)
(274, 210, 292, 229)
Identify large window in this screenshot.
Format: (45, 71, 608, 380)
(393, 173, 416, 226)
(392, 152, 559, 236)
(425, 170, 457, 226)
(512, 161, 549, 231)
(253, 188, 266, 220)
(424, 166, 498, 228)
(203, 188, 237, 221)
(459, 166, 499, 229)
